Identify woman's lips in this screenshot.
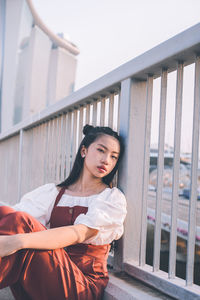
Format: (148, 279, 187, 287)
(97, 166, 107, 173)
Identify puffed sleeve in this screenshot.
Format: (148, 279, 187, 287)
(74, 187, 127, 245)
(12, 183, 59, 226)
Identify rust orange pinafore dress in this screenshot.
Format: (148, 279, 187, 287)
(0, 187, 110, 300)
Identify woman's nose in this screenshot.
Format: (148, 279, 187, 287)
(101, 154, 109, 164)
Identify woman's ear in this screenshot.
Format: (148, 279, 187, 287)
(80, 145, 86, 158)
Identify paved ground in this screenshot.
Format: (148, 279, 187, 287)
(0, 288, 14, 300)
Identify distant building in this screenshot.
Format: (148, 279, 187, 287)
(0, 0, 79, 133)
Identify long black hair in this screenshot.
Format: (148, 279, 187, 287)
(57, 124, 124, 188)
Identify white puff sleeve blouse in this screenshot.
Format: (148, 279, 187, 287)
(12, 183, 127, 245)
(12, 183, 58, 226)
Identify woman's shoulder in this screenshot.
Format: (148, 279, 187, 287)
(108, 186, 125, 196)
(36, 183, 57, 192)
(103, 186, 126, 204)
(25, 183, 58, 197)
(88, 186, 127, 216)
(18, 183, 58, 207)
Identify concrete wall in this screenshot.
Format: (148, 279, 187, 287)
(1, 0, 24, 132)
(0, 0, 78, 133)
(23, 25, 52, 117)
(46, 47, 77, 106)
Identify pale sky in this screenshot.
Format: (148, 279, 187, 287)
(32, 0, 200, 152)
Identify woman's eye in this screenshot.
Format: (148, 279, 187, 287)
(97, 148, 104, 153)
(112, 156, 118, 160)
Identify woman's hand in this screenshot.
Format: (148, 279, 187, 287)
(0, 235, 22, 257)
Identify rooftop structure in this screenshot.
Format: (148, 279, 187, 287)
(0, 0, 79, 133)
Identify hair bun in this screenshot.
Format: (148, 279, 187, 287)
(83, 124, 94, 135)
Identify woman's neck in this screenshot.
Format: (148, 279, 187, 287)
(67, 172, 107, 195)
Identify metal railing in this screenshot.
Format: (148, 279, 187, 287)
(1, 23, 200, 299)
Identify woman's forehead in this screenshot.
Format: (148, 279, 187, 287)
(93, 135, 120, 152)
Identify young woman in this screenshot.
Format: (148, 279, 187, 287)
(0, 124, 127, 300)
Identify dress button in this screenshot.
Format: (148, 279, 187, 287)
(69, 208, 73, 214)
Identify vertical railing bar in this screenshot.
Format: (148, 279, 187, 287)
(35, 126, 39, 187)
(56, 116, 62, 183)
(65, 113, 69, 179)
(115, 79, 132, 270)
(50, 119, 55, 182)
(17, 129, 24, 202)
(140, 75, 153, 266)
(100, 97, 106, 126)
(47, 121, 52, 183)
(4, 140, 8, 198)
(71, 109, 78, 169)
(60, 114, 66, 181)
(40, 123, 45, 185)
(66, 112, 72, 177)
(109, 93, 114, 129)
(59, 116, 63, 182)
(53, 118, 58, 181)
(45, 121, 51, 183)
(186, 55, 200, 286)
(29, 127, 34, 189)
(47, 121, 51, 182)
(78, 106, 84, 145)
(51, 119, 56, 181)
(97, 100, 101, 126)
(43, 122, 48, 184)
(117, 91, 121, 132)
(85, 103, 90, 125)
(105, 97, 109, 127)
(52, 118, 57, 181)
(55, 119, 59, 183)
(62, 113, 68, 180)
(113, 96, 119, 183)
(36, 125, 41, 185)
(32, 126, 37, 188)
(40, 123, 44, 183)
(26, 129, 31, 191)
(53, 118, 57, 181)
(169, 62, 184, 279)
(1, 142, 5, 198)
(39, 123, 43, 184)
(92, 100, 97, 126)
(30, 127, 34, 189)
(37, 124, 41, 185)
(153, 69, 168, 272)
(37, 125, 41, 184)
(33, 126, 37, 187)
(54, 117, 59, 181)
(3, 141, 7, 197)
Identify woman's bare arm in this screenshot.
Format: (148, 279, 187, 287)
(0, 225, 98, 257)
(22, 224, 98, 249)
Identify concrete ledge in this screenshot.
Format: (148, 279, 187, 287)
(0, 273, 174, 300)
(104, 272, 174, 300)
(0, 287, 14, 300)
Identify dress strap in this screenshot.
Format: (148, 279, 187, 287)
(54, 187, 66, 207)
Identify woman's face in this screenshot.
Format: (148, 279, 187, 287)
(81, 134, 120, 179)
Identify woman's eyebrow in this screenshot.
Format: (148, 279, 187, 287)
(97, 144, 119, 154)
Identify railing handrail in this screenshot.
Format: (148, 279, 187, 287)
(26, 0, 80, 55)
(1, 22, 200, 141)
